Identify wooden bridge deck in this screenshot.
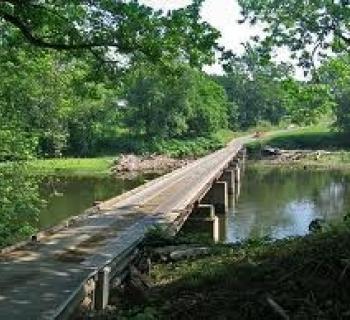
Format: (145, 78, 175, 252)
(0, 136, 250, 320)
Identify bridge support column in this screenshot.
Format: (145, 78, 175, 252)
(222, 169, 235, 195)
(189, 204, 219, 242)
(238, 148, 247, 172)
(228, 159, 241, 202)
(234, 163, 241, 186)
(95, 266, 111, 310)
(202, 181, 228, 213)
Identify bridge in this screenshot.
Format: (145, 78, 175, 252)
(0, 136, 250, 320)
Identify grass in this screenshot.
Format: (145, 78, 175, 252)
(26, 157, 114, 176)
(116, 224, 350, 320)
(248, 125, 350, 151)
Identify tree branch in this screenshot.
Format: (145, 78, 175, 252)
(0, 10, 120, 50)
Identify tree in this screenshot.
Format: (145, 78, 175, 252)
(282, 80, 335, 125)
(0, 163, 42, 247)
(238, 0, 350, 69)
(317, 54, 350, 133)
(335, 88, 350, 134)
(216, 47, 295, 128)
(0, 0, 220, 67)
(125, 64, 228, 139)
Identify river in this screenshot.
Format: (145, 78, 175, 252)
(38, 167, 350, 242)
(219, 166, 350, 242)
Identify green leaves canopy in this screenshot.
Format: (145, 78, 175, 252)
(0, 0, 220, 67)
(238, 0, 350, 69)
(125, 64, 228, 139)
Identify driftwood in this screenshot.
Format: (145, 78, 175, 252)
(152, 245, 212, 262)
(112, 154, 192, 174)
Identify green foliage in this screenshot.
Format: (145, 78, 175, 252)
(215, 49, 330, 129)
(317, 55, 350, 135)
(144, 226, 175, 248)
(125, 64, 228, 139)
(100, 130, 234, 158)
(335, 88, 350, 135)
(0, 125, 38, 161)
(235, 1, 350, 134)
(238, 0, 350, 69)
(282, 81, 335, 125)
(0, 1, 219, 68)
(0, 164, 42, 247)
(247, 126, 350, 153)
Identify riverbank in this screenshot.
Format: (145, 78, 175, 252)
(249, 149, 350, 170)
(248, 126, 350, 152)
(105, 223, 350, 320)
(247, 126, 350, 169)
(26, 130, 237, 177)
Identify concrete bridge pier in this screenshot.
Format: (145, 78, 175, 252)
(234, 163, 241, 185)
(202, 181, 228, 213)
(189, 204, 219, 242)
(235, 178, 241, 202)
(228, 157, 242, 203)
(221, 169, 235, 195)
(238, 148, 247, 172)
(229, 161, 241, 186)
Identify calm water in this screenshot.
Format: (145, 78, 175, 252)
(38, 174, 158, 229)
(39, 167, 350, 241)
(219, 167, 350, 242)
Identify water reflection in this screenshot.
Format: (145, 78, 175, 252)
(39, 167, 350, 242)
(39, 173, 159, 229)
(220, 167, 350, 243)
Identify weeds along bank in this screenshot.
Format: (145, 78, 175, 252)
(93, 222, 350, 320)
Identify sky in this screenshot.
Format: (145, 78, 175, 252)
(139, 0, 265, 74)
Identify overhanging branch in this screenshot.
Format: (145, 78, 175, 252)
(0, 10, 120, 50)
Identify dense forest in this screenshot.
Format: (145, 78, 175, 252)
(1, 1, 350, 251)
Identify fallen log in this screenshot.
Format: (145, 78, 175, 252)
(152, 245, 212, 262)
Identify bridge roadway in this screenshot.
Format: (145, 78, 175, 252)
(0, 136, 250, 320)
